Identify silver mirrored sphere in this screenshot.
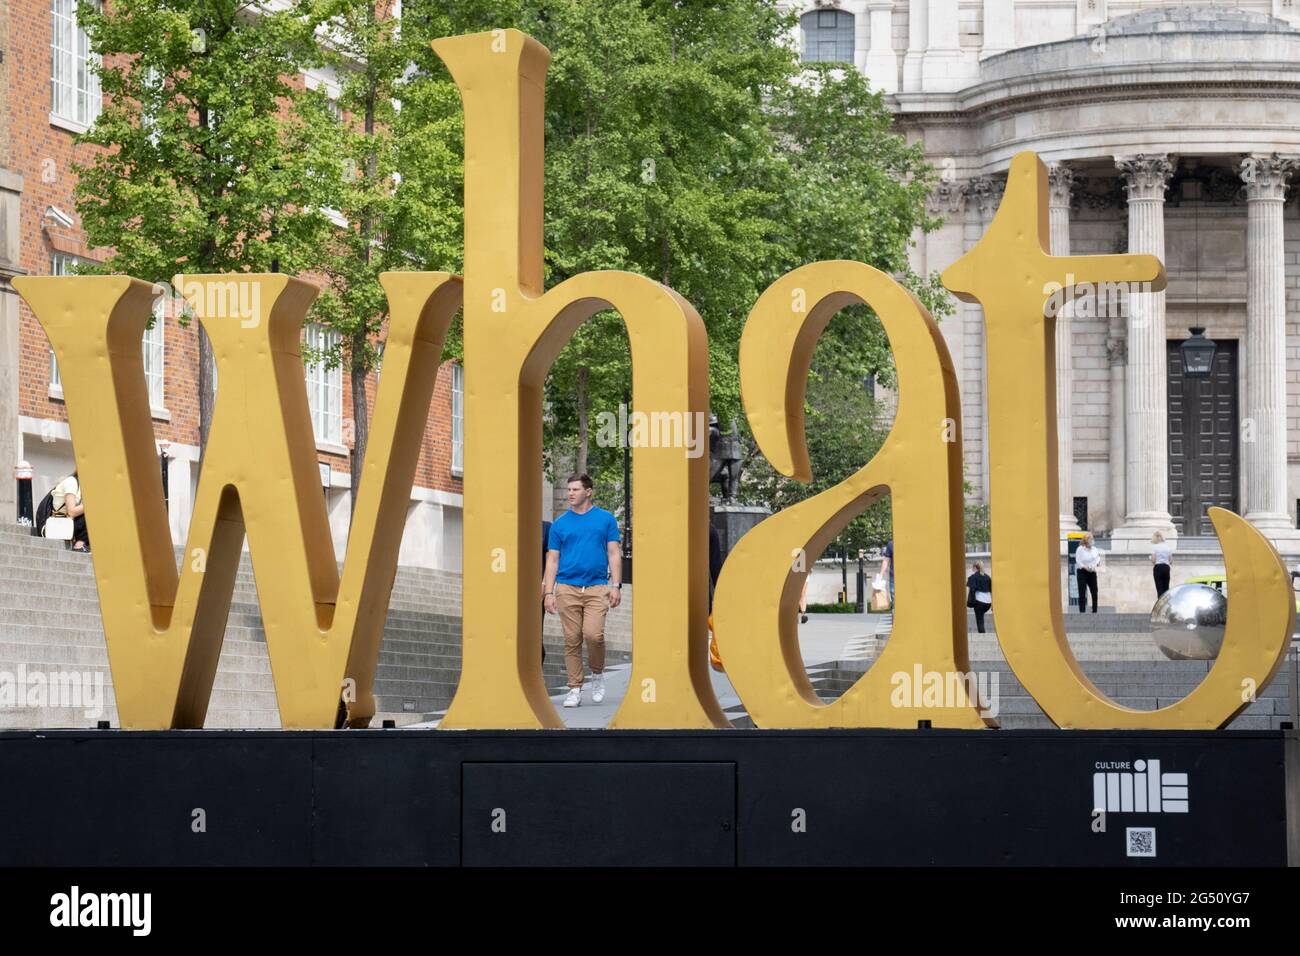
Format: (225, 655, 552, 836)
(1150, 583, 1227, 660)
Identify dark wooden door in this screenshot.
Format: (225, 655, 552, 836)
(1167, 340, 1238, 536)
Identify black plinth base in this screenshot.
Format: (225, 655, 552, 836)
(1, 729, 1295, 867)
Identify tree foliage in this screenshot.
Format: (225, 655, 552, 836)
(75, 0, 341, 448)
(77, 0, 337, 281)
(76, 0, 954, 552)
(407, 0, 950, 524)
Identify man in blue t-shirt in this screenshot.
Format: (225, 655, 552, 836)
(543, 474, 622, 708)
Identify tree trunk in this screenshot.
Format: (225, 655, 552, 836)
(349, 339, 369, 518)
(348, 18, 380, 523)
(551, 448, 575, 515)
(576, 366, 589, 476)
(197, 328, 215, 458)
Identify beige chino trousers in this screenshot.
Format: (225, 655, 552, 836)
(555, 583, 609, 688)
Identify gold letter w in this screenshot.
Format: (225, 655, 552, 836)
(13, 271, 461, 728)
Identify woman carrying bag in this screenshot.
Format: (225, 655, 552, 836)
(48, 471, 90, 552)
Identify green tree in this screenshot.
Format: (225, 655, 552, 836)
(402, 0, 799, 489)
(406, 1, 948, 512)
(76, 0, 952, 551)
(731, 60, 952, 555)
(764, 62, 949, 388)
(738, 369, 893, 557)
(74, 0, 339, 451)
(302, 0, 469, 508)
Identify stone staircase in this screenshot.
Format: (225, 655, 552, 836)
(789, 608, 1300, 729)
(5, 521, 1294, 731)
(802, 647, 1300, 730)
(0, 525, 632, 729)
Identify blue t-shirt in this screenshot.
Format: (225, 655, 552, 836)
(883, 540, 894, 582)
(548, 507, 621, 587)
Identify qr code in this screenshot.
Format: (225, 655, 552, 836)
(1126, 827, 1156, 858)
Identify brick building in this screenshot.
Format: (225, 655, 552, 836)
(1, 0, 469, 570)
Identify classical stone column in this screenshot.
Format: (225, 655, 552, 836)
(1107, 338, 1126, 532)
(1048, 164, 1079, 536)
(961, 174, 1006, 504)
(863, 1, 900, 94)
(922, 0, 962, 90)
(982, 0, 1015, 58)
(1113, 154, 1176, 546)
(1240, 154, 1300, 537)
(902, 0, 928, 91)
(924, 179, 967, 500)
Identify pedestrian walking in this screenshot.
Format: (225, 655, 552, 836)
(542, 474, 622, 708)
(1151, 531, 1173, 599)
(966, 562, 993, 633)
(880, 539, 894, 607)
(708, 522, 723, 610)
(1074, 532, 1102, 613)
(540, 519, 552, 665)
(708, 521, 725, 672)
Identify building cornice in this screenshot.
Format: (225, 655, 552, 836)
(894, 76, 1300, 130)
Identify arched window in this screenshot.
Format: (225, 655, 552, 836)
(801, 8, 855, 63)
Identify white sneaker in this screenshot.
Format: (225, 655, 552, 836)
(591, 673, 606, 704)
(562, 687, 581, 708)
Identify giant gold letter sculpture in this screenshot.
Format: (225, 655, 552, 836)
(711, 262, 990, 728)
(433, 30, 726, 729)
(942, 152, 1295, 728)
(13, 271, 461, 728)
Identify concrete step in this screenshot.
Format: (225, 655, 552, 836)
(825, 656, 1225, 674)
(0, 555, 461, 596)
(815, 659, 1294, 681)
(810, 672, 1297, 704)
(0, 539, 464, 577)
(0, 708, 117, 729)
(0, 585, 467, 623)
(0, 632, 561, 671)
(0, 593, 103, 614)
(202, 711, 282, 729)
(0, 623, 267, 645)
(0, 650, 273, 682)
(226, 612, 462, 637)
(0, 605, 460, 640)
(0, 525, 502, 728)
(807, 673, 1296, 720)
(0, 621, 480, 658)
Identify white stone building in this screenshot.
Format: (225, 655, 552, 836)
(791, 1, 1300, 606)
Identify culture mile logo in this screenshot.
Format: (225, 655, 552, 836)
(1092, 759, 1189, 814)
